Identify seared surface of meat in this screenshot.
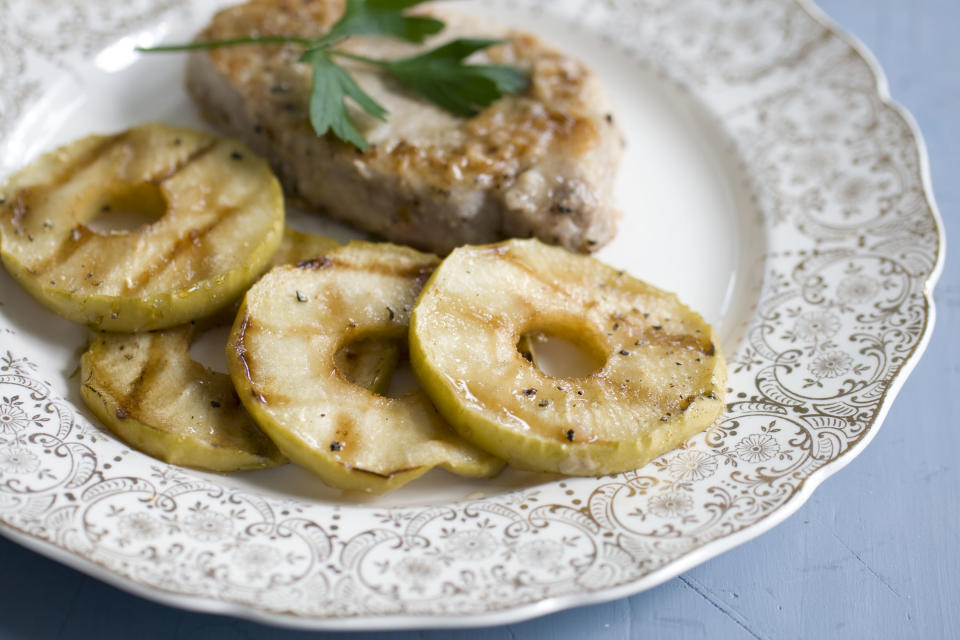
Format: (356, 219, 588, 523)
(187, 0, 621, 254)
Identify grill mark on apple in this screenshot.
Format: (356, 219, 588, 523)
(233, 314, 267, 404)
(7, 134, 133, 227)
(115, 333, 169, 421)
(495, 250, 571, 298)
(148, 141, 218, 184)
(635, 327, 715, 355)
(120, 214, 231, 294)
(33, 224, 96, 277)
(441, 300, 513, 331)
(311, 255, 438, 283)
(330, 414, 358, 464)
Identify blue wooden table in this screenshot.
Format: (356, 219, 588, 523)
(1, 1, 956, 638)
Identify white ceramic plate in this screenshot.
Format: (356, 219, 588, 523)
(0, 0, 942, 630)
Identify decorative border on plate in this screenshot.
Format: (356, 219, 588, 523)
(0, 0, 943, 629)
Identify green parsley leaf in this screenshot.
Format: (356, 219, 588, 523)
(300, 48, 388, 150)
(383, 39, 529, 117)
(137, 4, 529, 149)
(328, 0, 443, 43)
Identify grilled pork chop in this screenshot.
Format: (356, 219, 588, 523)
(186, 0, 621, 254)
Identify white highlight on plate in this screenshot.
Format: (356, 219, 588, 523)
(95, 24, 170, 73)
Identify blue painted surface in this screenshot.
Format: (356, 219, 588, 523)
(1, 1, 957, 638)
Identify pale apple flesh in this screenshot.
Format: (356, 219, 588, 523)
(81, 322, 286, 472)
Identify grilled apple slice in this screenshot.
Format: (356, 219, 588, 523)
(270, 228, 339, 268)
(410, 238, 727, 476)
(227, 241, 504, 492)
(270, 229, 399, 394)
(78, 229, 397, 472)
(81, 321, 286, 472)
(0, 123, 283, 331)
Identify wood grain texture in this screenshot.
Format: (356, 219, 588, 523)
(0, 0, 957, 638)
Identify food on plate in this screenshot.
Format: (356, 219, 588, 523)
(2, 3, 713, 488)
(186, 0, 622, 255)
(410, 238, 727, 476)
(226, 241, 504, 492)
(79, 228, 401, 472)
(78, 228, 345, 472)
(0, 123, 284, 331)
(269, 227, 340, 267)
(81, 318, 287, 472)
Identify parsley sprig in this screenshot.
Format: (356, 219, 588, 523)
(138, 0, 528, 149)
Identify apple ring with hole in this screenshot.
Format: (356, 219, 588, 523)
(226, 241, 504, 493)
(409, 238, 727, 476)
(0, 123, 284, 331)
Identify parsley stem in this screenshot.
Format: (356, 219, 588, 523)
(136, 35, 318, 53)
